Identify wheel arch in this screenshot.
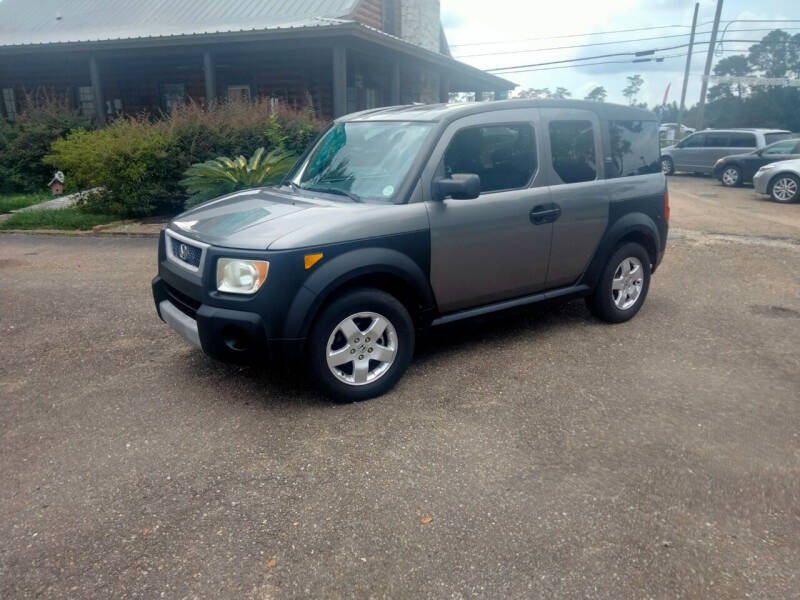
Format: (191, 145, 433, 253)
(581, 213, 661, 290)
(281, 247, 435, 340)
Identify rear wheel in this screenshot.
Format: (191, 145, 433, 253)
(661, 157, 674, 175)
(720, 165, 742, 187)
(308, 288, 414, 403)
(586, 243, 651, 323)
(769, 174, 800, 203)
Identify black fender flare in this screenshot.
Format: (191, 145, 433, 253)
(280, 247, 434, 340)
(581, 212, 661, 289)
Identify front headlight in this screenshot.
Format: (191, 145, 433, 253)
(757, 165, 775, 173)
(216, 258, 269, 294)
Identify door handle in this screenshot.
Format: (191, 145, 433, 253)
(530, 203, 561, 225)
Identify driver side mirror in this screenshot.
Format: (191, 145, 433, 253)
(434, 173, 481, 200)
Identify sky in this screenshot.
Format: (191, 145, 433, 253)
(441, 0, 799, 107)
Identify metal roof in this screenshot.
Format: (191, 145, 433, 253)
(0, 0, 361, 46)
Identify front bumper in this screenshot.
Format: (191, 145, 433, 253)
(152, 276, 304, 364)
(753, 170, 771, 194)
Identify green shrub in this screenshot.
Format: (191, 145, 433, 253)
(181, 147, 296, 207)
(44, 100, 323, 217)
(0, 94, 90, 193)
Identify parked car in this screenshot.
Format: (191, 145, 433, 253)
(153, 99, 668, 402)
(661, 128, 792, 176)
(753, 158, 800, 203)
(712, 138, 800, 187)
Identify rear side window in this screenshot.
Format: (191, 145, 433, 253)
(728, 132, 756, 148)
(608, 120, 660, 177)
(549, 120, 597, 183)
(765, 132, 792, 144)
(704, 132, 730, 147)
(444, 123, 537, 193)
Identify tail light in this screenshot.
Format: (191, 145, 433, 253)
(664, 190, 670, 223)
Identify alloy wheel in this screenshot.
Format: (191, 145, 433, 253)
(772, 177, 798, 202)
(326, 312, 398, 386)
(611, 257, 644, 310)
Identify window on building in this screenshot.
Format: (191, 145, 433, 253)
(549, 120, 596, 184)
(444, 124, 537, 193)
(77, 86, 95, 117)
(608, 120, 660, 178)
(2, 88, 16, 121)
(161, 83, 186, 111)
(227, 85, 251, 103)
(727, 132, 756, 148)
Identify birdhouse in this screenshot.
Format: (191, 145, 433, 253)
(48, 171, 65, 196)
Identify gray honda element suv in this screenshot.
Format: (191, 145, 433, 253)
(153, 100, 668, 402)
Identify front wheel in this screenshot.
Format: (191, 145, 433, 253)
(308, 288, 415, 403)
(769, 174, 800, 203)
(720, 165, 742, 187)
(661, 156, 674, 176)
(586, 243, 652, 323)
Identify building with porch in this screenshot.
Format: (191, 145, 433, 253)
(0, 0, 513, 123)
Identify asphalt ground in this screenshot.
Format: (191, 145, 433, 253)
(1, 175, 799, 599)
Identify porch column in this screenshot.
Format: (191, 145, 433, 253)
(473, 90, 482, 102)
(494, 89, 509, 100)
(88, 55, 105, 124)
(332, 43, 347, 118)
(439, 75, 450, 104)
(203, 51, 217, 107)
(390, 61, 401, 105)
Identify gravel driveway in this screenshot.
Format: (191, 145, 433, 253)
(1, 175, 799, 599)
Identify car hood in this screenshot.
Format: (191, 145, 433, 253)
(167, 187, 418, 251)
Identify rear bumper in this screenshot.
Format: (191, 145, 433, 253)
(152, 276, 304, 364)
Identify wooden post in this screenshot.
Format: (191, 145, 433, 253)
(332, 43, 347, 118)
(390, 61, 401, 105)
(203, 51, 216, 108)
(439, 74, 450, 104)
(88, 55, 105, 124)
(473, 90, 482, 103)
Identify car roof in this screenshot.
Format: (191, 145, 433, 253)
(340, 99, 657, 125)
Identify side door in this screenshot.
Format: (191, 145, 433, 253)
(698, 131, 731, 172)
(423, 109, 552, 313)
(672, 132, 705, 170)
(539, 108, 610, 288)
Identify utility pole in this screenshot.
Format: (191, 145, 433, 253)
(696, 0, 724, 130)
(675, 2, 699, 141)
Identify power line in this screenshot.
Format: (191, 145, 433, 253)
(453, 27, 800, 58)
(449, 19, 800, 48)
(487, 39, 800, 73)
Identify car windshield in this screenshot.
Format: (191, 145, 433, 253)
(292, 121, 434, 203)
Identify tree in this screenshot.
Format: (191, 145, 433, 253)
(709, 55, 751, 100)
(748, 29, 800, 77)
(584, 86, 607, 102)
(551, 87, 572, 99)
(622, 74, 643, 105)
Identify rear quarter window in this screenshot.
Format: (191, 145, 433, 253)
(728, 132, 757, 148)
(608, 120, 660, 177)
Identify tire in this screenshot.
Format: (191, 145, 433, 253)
(586, 243, 652, 324)
(661, 156, 674, 176)
(768, 174, 800, 203)
(308, 288, 415, 403)
(720, 165, 742, 187)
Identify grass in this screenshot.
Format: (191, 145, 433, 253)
(0, 208, 118, 231)
(0, 192, 51, 213)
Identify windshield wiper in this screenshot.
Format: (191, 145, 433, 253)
(303, 185, 362, 203)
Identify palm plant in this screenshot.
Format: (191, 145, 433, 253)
(181, 147, 296, 207)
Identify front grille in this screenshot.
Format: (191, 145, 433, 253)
(164, 283, 201, 319)
(169, 237, 203, 268)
